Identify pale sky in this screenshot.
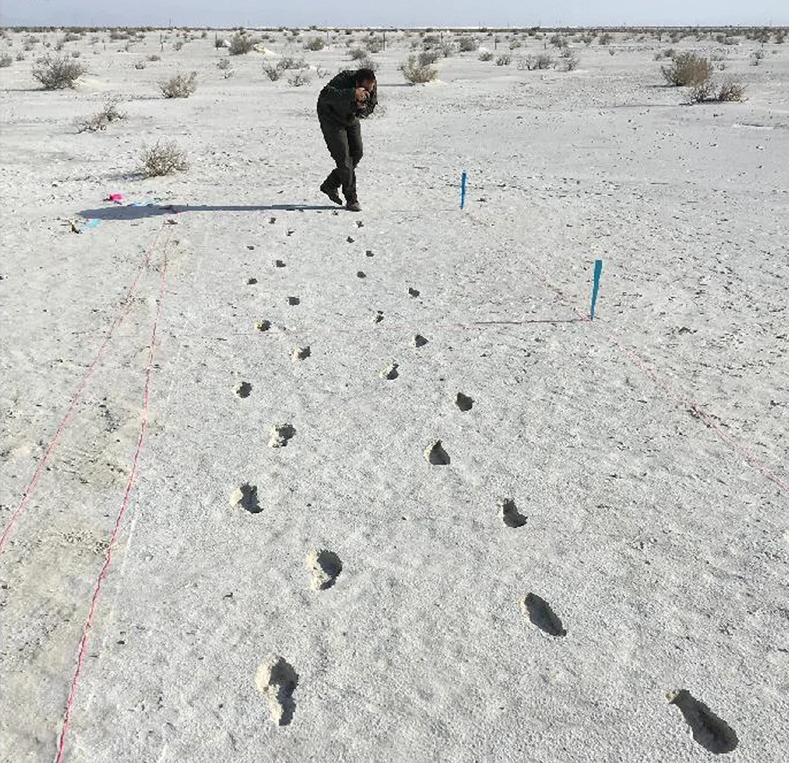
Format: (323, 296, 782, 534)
(2, 0, 787, 28)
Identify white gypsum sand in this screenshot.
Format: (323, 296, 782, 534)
(0, 25, 788, 763)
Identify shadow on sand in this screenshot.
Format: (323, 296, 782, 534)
(78, 203, 339, 221)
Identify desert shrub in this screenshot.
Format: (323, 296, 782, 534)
(288, 71, 311, 86)
(71, 51, 81, 58)
(366, 40, 383, 53)
(54, 39, 65, 51)
(400, 55, 437, 84)
(750, 49, 765, 66)
(688, 79, 746, 104)
(76, 98, 126, 132)
(304, 37, 324, 51)
(63, 32, 81, 43)
(316, 66, 330, 78)
(509, 39, 522, 49)
(478, 50, 493, 61)
(0, 55, 12, 68)
(263, 63, 281, 81)
(141, 140, 188, 176)
(599, 32, 613, 45)
(549, 33, 567, 48)
(716, 81, 746, 101)
(147, 54, 161, 61)
(134, 60, 146, 69)
(458, 37, 478, 52)
(495, 54, 512, 66)
(520, 53, 553, 70)
(215, 37, 228, 48)
(32, 55, 87, 89)
(661, 52, 712, 86)
(159, 71, 197, 98)
(279, 56, 306, 70)
(173, 41, 183, 51)
(217, 58, 230, 70)
(561, 52, 580, 71)
(16, 52, 26, 61)
(654, 48, 675, 60)
(349, 47, 367, 60)
(229, 32, 255, 55)
(777, 30, 786, 44)
(418, 50, 440, 66)
(422, 34, 440, 46)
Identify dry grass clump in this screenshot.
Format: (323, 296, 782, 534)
(288, 71, 311, 86)
(159, 71, 197, 98)
(76, 97, 126, 132)
(141, 140, 188, 177)
(689, 80, 746, 103)
(478, 50, 493, 61)
(495, 54, 512, 66)
(519, 54, 553, 70)
(400, 55, 437, 84)
(661, 52, 712, 86)
(229, 32, 256, 55)
(304, 37, 324, 51)
(458, 37, 478, 52)
(32, 54, 87, 89)
(0, 55, 12, 68)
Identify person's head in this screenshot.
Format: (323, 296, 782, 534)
(355, 68, 376, 92)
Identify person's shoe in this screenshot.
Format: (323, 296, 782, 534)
(345, 200, 361, 212)
(320, 183, 343, 206)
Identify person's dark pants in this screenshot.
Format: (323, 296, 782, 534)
(319, 115, 363, 203)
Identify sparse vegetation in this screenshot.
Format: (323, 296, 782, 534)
(159, 71, 197, 98)
(76, 97, 126, 132)
(418, 50, 440, 66)
(304, 37, 325, 51)
(661, 52, 712, 86)
(495, 54, 512, 66)
(478, 50, 494, 61)
(519, 54, 553, 70)
(288, 71, 311, 87)
(599, 32, 613, 45)
(32, 54, 87, 89)
(689, 79, 746, 103)
(263, 63, 282, 81)
(217, 58, 230, 70)
(400, 55, 438, 84)
(0, 55, 12, 68)
(141, 140, 189, 177)
(229, 32, 256, 55)
(459, 37, 478, 52)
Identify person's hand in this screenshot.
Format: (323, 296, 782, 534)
(355, 87, 369, 102)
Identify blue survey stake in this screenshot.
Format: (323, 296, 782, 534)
(590, 259, 604, 319)
(460, 171, 467, 209)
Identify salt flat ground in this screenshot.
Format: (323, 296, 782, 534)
(1, 27, 788, 763)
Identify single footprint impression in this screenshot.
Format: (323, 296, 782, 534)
(255, 656, 299, 726)
(381, 362, 399, 380)
(269, 424, 296, 448)
(455, 392, 474, 411)
(520, 593, 566, 637)
(668, 690, 738, 754)
(235, 381, 252, 398)
(500, 499, 527, 528)
(292, 347, 311, 362)
(305, 548, 343, 590)
(425, 440, 450, 465)
(229, 483, 261, 514)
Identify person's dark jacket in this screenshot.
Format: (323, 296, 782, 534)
(317, 70, 377, 126)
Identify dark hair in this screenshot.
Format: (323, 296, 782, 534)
(356, 68, 376, 84)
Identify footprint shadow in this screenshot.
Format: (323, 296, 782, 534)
(521, 593, 566, 637)
(670, 690, 738, 754)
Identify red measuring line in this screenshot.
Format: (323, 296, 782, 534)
(54, 236, 170, 763)
(0, 221, 166, 553)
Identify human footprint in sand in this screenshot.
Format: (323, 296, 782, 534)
(317, 68, 377, 212)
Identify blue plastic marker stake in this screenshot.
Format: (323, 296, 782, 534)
(460, 171, 467, 209)
(80, 219, 101, 233)
(590, 259, 604, 320)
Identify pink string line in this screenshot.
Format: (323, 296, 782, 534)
(1, 221, 167, 553)
(466, 212, 788, 494)
(54, 237, 170, 763)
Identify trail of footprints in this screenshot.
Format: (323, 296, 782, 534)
(232, 216, 738, 753)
